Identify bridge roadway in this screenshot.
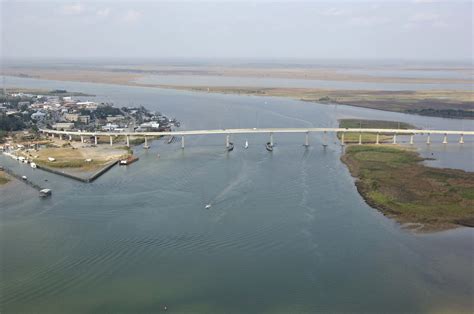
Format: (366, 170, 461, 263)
(40, 128, 473, 147)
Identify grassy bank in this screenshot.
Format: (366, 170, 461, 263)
(338, 119, 416, 144)
(29, 145, 129, 172)
(0, 171, 10, 185)
(341, 145, 474, 231)
(167, 86, 474, 119)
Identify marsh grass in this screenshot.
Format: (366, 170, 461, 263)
(342, 145, 474, 231)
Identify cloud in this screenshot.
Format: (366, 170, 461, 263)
(123, 10, 142, 23)
(96, 8, 110, 18)
(349, 16, 391, 27)
(61, 3, 84, 15)
(322, 8, 346, 17)
(409, 13, 439, 23)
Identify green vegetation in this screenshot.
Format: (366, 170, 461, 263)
(3, 88, 93, 97)
(0, 171, 10, 185)
(338, 119, 416, 143)
(342, 145, 474, 231)
(172, 86, 474, 119)
(0, 114, 27, 132)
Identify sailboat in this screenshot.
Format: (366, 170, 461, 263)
(244, 140, 249, 149)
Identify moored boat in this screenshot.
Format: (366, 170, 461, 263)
(120, 156, 139, 165)
(227, 142, 234, 152)
(265, 142, 273, 152)
(39, 189, 52, 197)
(244, 140, 249, 149)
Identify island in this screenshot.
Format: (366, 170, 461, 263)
(339, 120, 474, 231)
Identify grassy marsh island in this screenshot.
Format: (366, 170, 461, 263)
(342, 145, 474, 231)
(168, 86, 474, 119)
(337, 119, 416, 144)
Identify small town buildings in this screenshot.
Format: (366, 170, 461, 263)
(65, 113, 80, 122)
(31, 111, 47, 121)
(52, 122, 75, 130)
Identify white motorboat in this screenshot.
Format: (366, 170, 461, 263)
(21, 175, 27, 180)
(30, 162, 37, 169)
(244, 140, 249, 149)
(40, 189, 52, 197)
(205, 204, 212, 209)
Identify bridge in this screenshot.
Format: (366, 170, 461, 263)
(40, 128, 473, 148)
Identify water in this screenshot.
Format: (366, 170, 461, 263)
(1, 77, 473, 313)
(135, 74, 472, 91)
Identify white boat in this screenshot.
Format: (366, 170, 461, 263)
(21, 175, 27, 180)
(40, 189, 52, 197)
(244, 140, 249, 149)
(30, 162, 37, 169)
(205, 204, 212, 209)
(18, 156, 26, 162)
(48, 157, 56, 162)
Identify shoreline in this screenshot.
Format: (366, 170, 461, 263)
(3, 67, 473, 119)
(341, 145, 474, 232)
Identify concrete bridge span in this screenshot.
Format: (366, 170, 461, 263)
(40, 128, 474, 148)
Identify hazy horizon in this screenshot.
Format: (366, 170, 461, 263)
(2, 0, 472, 62)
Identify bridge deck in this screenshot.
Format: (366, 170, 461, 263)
(41, 128, 474, 137)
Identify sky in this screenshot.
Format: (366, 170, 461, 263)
(1, 0, 472, 61)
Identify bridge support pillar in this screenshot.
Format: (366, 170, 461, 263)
(81, 136, 84, 143)
(110, 136, 113, 146)
(270, 133, 274, 147)
(340, 133, 345, 146)
(144, 136, 149, 149)
(69, 135, 72, 141)
(52, 133, 55, 139)
(322, 131, 328, 147)
(59, 134, 63, 140)
(126, 136, 130, 147)
(226, 135, 230, 148)
(459, 134, 464, 144)
(410, 135, 414, 145)
(393, 134, 397, 144)
(181, 136, 185, 149)
(376, 133, 380, 145)
(94, 136, 98, 145)
(442, 134, 448, 144)
(304, 132, 309, 147)
(427, 134, 431, 145)
(358, 133, 362, 145)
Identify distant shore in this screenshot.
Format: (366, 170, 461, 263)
(3, 65, 473, 119)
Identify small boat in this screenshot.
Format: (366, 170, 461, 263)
(48, 157, 56, 162)
(227, 142, 234, 152)
(39, 189, 52, 197)
(205, 204, 212, 209)
(21, 175, 27, 180)
(265, 142, 273, 152)
(120, 156, 139, 165)
(18, 156, 25, 162)
(30, 162, 37, 169)
(244, 140, 249, 149)
(85, 158, 92, 162)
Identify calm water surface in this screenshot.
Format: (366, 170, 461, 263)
(1, 77, 473, 313)
(135, 74, 473, 91)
